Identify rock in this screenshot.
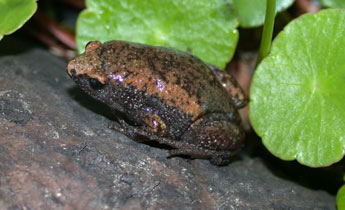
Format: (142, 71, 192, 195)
(0, 49, 335, 209)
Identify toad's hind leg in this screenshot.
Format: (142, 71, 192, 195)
(131, 127, 235, 165)
(109, 120, 230, 164)
(176, 113, 245, 165)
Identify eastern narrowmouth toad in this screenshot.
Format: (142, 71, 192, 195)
(67, 40, 247, 165)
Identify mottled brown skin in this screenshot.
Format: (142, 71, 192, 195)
(209, 65, 248, 109)
(67, 40, 247, 165)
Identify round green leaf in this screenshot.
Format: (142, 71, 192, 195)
(322, 0, 345, 8)
(337, 184, 345, 210)
(0, 0, 37, 40)
(76, 0, 239, 68)
(233, 0, 294, 28)
(249, 9, 345, 167)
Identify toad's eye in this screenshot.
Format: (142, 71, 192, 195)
(89, 78, 104, 89)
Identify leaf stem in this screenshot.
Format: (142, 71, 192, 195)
(256, 0, 276, 68)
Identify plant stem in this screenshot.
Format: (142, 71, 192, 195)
(256, 0, 276, 68)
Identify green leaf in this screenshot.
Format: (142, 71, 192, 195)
(0, 0, 37, 38)
(76, 0, 239, 68)
(233, 0, 294, 27)
(337, 184, 345, 210)
(322, 0, 345, 8)
(249, 9, 345, 167)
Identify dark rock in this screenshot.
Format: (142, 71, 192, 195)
(0, 49, 336, 209)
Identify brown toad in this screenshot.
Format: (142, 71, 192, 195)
(67, 40, 247, 165)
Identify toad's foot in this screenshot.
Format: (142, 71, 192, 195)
(108, 119, 148, 142)
(168, 147, 234, 166)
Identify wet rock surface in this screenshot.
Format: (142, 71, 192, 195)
(0, 48, 336, 209)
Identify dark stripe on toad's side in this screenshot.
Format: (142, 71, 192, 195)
(72, 74, 194, 139)
(112, 84, 194, 139)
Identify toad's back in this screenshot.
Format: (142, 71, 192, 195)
(98, 41, 235, 119)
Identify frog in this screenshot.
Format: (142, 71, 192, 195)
(66, 40, 247, 165)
